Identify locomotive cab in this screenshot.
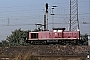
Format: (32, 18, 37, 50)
(31, 33, 38, 39)
(53, 28, 65, 31)
(52, 28, 65, 38)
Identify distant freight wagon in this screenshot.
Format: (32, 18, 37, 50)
(26, 28, 80, 45)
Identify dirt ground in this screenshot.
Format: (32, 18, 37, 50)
(0, 45, 90, 60)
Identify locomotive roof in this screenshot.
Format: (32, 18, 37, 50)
(53, 28, 65, 30)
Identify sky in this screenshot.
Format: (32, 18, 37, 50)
(0, 0, 90, 41)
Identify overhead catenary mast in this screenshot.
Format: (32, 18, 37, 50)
(44, 3, 48, 30)
(46, 3, 48, 30)
(89, 0, 90, 36)
(69, 0, 80, 31)
(69, 0, 71, 31)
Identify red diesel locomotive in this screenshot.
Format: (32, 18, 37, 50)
(26, 28, 80, 45)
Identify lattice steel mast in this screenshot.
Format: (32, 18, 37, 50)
(69, 0, 80, 31)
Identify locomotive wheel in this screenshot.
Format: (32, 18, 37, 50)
(30, 40, 47, 45)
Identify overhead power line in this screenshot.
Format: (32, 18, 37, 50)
(0, 21, 89, 27)
(0, 4, 44, 8)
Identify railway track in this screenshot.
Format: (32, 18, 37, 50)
(0, 45, 90, 59)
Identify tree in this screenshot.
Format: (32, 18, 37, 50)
(0, 42, 3, 46)
(6, 28, 31, 46)
(2, 40, 9, 46)
(79, 34, 88, 46)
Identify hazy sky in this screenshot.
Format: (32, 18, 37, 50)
(0, 0, 90, 41)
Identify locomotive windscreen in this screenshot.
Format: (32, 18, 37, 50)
(31, 33, 38, 39)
